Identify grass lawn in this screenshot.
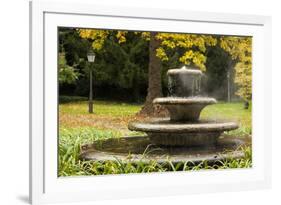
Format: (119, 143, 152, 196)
(59, 99, 252, 176)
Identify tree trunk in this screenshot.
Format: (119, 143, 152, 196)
(139, 32, 164, 116)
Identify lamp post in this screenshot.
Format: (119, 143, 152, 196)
(227, 70, 230, 102)
(87, 51, 95, 113)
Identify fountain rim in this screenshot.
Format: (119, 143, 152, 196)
(153, 97, 217, 105)
(167, 66, 202, 75)
(128, 121, 239, 133)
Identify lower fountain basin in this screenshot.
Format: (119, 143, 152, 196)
(153, 97, 217, 121)
(128, 119, 238, 146)
(80, 135, 250, 164)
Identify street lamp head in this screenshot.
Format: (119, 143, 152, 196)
(87, 51, 95, 62)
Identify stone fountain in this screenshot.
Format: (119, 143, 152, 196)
(80, 66, 250, 164)
(128, 66, 238, 147)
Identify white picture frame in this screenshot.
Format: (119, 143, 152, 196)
(29, 0, 272, 204)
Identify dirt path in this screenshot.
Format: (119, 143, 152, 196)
(59, 112, 149, 135)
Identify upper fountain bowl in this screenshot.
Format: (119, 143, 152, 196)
(168, 65, 203, 97)
(153, 97, 216, 121)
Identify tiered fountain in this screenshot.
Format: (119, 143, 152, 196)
(128, 66, 238, 147)
(80, 66, 249, 164)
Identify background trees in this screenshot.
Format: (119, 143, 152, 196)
(78, 29, 149, 102)
(58, 52, 80, 85)
(59, 28, 252, 111)
(220, 36, 252, 106)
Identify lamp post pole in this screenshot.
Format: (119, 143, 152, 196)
(227, 70, 230, 103)
(87, 51, 95, 113)
(89, 67, 93, 113)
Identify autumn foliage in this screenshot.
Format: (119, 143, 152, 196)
(78, 29, 252, 102)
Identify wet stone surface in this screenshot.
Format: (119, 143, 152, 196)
(80, 135, 250, 164)
(128, 119, 238, 146)
(153, 97, 217, 121)
(128, 119, 238, 133)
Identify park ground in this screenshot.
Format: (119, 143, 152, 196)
(59, 98, 252, 176)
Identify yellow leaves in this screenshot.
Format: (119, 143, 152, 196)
(78, 29, 110, 51)
(234, 62, 252, 100)
(155, 32, 216, 70)
(78, 29, 91, 38)
(78, 29, 128, 49)
(220, 36, 252, 62)
(192, 36, 206, 52)
(220, 37, 240, 60)
(203, 35, 217, 46)
(78, 29, 109, 40)
(161, 40, 176, 49)
(194, 35, 217, 52)
(179, 50, 194, 62)
(92, 40, 104, 51)
(116, 31, 127, 44)
(176, 41, 191, 48)
(192, 52, 207, 71)
(156, 33, 217, 52)
(156, 33, 206, 50)
(79, 28, 216, 71)
(179, 50, 206, 71)
(141, 32, 151, 41)
(156, 47, 168, 61)
(77, 28, 253, 101)
(220, 36, 252, 100)
(133, 32, 151, 40)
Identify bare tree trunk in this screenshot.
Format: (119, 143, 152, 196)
(139, 32, 164, 116)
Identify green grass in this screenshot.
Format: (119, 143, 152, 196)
(59, 127, 121, 176)
(60, 100, 141, 117)
(201, 102, 252, 136)
(59, 99, 252, 176)
(59, 127, 252, 176)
